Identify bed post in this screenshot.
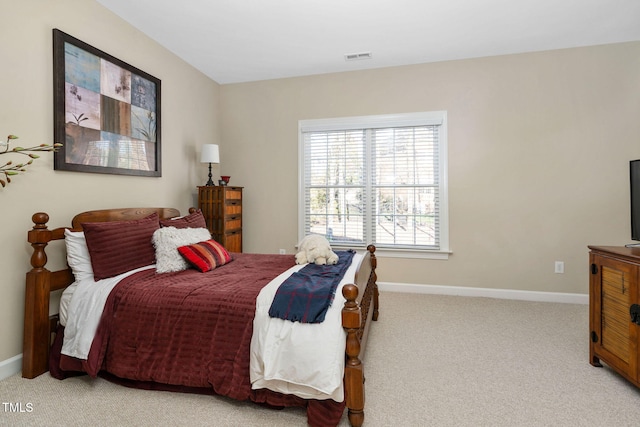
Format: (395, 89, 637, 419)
(368, 244, 379, 322)
(342, 283, 364, 427)
(23, 212, 53, 379)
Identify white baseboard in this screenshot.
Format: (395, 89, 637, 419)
(0, 353, 22, 381)
(378, 282, 588, 304)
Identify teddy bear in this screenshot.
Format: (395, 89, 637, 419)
(295, 234, 339, 265)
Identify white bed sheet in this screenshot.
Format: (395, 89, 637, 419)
(59, 281, 78, 327)
(250, 252, 363, 402)
(60, 265, 154, 360)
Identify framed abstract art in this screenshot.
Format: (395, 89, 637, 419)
(53, 29, 161, 176)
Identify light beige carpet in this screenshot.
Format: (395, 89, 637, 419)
(2, 291, 640, 426)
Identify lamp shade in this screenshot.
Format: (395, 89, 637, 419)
(200, 144, 220, 163)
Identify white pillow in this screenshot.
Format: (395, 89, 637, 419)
(152, 226, 211, 273)
(64, 229, 94, 282)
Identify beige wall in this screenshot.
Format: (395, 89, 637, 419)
(220, 42, 640, 295)
(1, 1, 219, 362)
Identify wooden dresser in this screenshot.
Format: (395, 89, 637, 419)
(589, 245, 640, 387)
(198, 186, 243, 252)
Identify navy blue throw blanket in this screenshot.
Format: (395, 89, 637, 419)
(269, 250, 356, 323)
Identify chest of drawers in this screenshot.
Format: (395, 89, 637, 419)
(197, 186, 243, 252)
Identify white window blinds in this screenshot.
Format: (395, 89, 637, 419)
(299, 112, 448, 252)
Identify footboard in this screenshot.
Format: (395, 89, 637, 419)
(341, 244, 379, 427)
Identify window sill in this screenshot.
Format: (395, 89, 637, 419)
(331, 245, 451, 260)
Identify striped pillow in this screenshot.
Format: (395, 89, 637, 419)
(159, 210, 207, 229)
(178, 239, 233, 272)
(82, 213, 160, 280)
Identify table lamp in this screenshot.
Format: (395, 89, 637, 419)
(200, 144, 220, 186)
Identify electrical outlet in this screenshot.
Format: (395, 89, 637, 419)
(554, 261, 564, 274)
(279, 249, 286, 255)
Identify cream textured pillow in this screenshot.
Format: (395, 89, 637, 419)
(152, 226, 212, 273)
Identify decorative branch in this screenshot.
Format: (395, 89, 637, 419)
(1, 135, 62, 188)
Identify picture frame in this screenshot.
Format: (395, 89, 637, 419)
(53, 29, 161, 177)
(218, 180, 227, 186)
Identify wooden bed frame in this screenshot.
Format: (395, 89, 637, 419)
(22, 207, 379, 427)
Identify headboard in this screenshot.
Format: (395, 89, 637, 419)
(23, 207, 181, 378)
(70, 207, 181, 230)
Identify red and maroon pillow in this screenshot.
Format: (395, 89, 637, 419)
(177, 239, 233, 273)
(159, 210, 207, 229)
(83, 213, 160, 280)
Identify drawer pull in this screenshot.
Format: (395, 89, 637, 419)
(631, 304, 640, 325)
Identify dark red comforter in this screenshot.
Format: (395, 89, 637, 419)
(53, 253, 345, 426)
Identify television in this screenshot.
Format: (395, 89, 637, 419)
(630, 160, 640, 244)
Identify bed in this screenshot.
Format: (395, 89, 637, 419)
(22, 207, 379, 427)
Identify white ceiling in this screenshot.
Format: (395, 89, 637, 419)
(96, 0, 640, 85)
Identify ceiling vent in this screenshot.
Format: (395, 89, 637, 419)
(344, 52, 372, 61)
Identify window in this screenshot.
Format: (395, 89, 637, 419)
(299, 112, 449, 258)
